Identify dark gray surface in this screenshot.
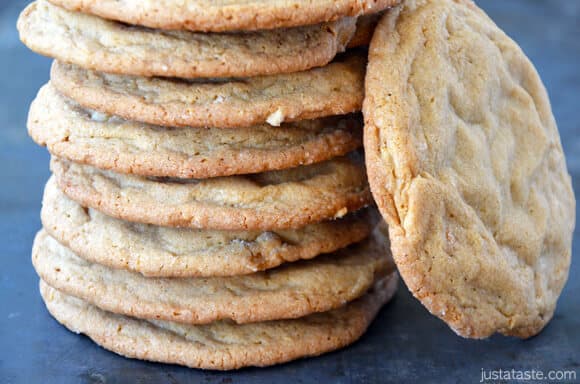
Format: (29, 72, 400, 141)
(1, 1, 579, 383)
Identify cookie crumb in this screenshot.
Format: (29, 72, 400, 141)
(266, 108, 285, 126)
(334, 207, 348, 218)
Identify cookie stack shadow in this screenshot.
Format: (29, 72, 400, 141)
(18, 0, 399, 370)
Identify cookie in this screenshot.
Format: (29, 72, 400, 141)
(347, 13, 382, 48)
(51, 155, 371, 230)
(41, 178, 376, 277)
(47, 0, 399, 32)
(50, 52, 365, 128)
(29, 85, 362, 178)
(40, 274, 397, 370)
(19, 1, 357, 79)
(33, 228, 391, 324)
(363, 0, 575, 338)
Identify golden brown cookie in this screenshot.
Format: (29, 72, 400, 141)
(29, 85, 362, 178)
(50, 52, 365, 128)
(364, 0, 576, 338)
(47, 0, 399, 32)
(41, 178, 376, 277)
(51, 155, 372, 230)
(19, 1, 357, 78)
(40, 274, 397, 370)
(33, 229, 392, 324)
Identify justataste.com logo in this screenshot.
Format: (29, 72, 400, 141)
(480, 368, 576, 382)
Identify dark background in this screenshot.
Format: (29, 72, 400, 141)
(1, 1, 579, 383)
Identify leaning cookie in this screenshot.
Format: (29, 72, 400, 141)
(50, 155, 371, 230)
(364, 0, 575, 338)
(50, 52, 365, 128)
(19, 1, 357, 78)
(41, 178, 376, 277)
(33, 229, 391, 324)
(40, 273, 397, 370)
(29, 85, 362, 178)
(47, 0, 399, 32)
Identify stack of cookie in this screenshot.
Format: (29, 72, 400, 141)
(18, 0, 400, 370)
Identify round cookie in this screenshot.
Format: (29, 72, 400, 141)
(50, 52, 365, 128)
(29, 85, 362, 178)
(40, 274, 397, 370)
(51, 155, 372, 231)
(363, 0, 575, 338)
(47, 0, 399, 32)
(19, 1, 357, 78)
(41, 178, 376, 277)
(33, 229, 391, 324)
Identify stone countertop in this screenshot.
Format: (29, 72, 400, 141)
(0, 1, 578, 383)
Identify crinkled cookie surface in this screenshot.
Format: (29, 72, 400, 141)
(364, 0, 575, 338)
